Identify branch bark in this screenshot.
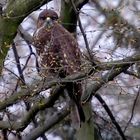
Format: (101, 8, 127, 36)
(22, 104, 70, 140)
(0, 54, 139, 132)
(60, 0, 89, 33)
(95, 94, 126, 140)
(0, 54, 139, 111)
(0, 0, 51, 73)
(0, 85, 63, 131)
(82, 54, 140, 102)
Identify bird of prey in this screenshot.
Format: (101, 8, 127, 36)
(33, 9, 85, 124)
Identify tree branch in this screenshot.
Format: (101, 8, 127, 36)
(0, 0, 52, 73)
(0, 54, 139, 132)
(12, 42, 26, 84)
(0, 54, 140, 111)
(82, 55, 135, 102)
(71, 0, 96, 66)
(95, 94, 126, 140)
(123, 88, 140, 132)
(60, 0, 88, 33)
(0, 85, 63, 131)
(22, 104, 70, 140)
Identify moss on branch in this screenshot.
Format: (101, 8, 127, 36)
(0, 0, 51, 72)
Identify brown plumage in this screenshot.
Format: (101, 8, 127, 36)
(33, 9, 85, 123)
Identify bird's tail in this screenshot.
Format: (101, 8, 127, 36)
(66, 82, 85, 124)
(75, 100, 85, 122)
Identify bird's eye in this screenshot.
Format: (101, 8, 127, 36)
(51, 16, 58, 21)
(40, 16, 46, 20)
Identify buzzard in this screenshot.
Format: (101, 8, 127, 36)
(33, 9, 85, 123)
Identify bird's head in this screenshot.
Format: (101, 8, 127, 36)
(37, 9, 59, 29)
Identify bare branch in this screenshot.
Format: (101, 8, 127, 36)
(0, 0, 52, 73)
(71, 0, 96, 66)
(95, 94, 127, 140)
(0, 54, 140, 111)
(123, 88, 140, 132)
(23, 104, 70, 140)
(124, 70, 140, 79)
(0, 85, 63, 131)
(0, 54, 139, 133)
(82, 58, 134, 102)
(18, 25, 33, 44)
(12, 42, 26, 84)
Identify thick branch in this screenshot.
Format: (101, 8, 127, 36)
(0, 0, 51, 72)
(0, 54, 139, 131)
(0, 54, 140, 112)
(0, 86, 63, 131)
(97, 54, 140, 70)
(22, 104, 70, 140)
(60, 0, 89, 33)
(82, 57, 135, 102)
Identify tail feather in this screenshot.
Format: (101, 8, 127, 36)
(66, 82, 85, 123)
(76, 102, 85, 122)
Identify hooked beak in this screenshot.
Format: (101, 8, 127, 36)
(45, 17, 53, 28)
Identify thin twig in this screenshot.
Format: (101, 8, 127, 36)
(124, 70, 140, 79)
(18, 26, 47, 140)
(95, 93, 127, 140)
(18, 25, 32, 44)
(18, 25, 39, 72)
(12, 42, 25, 84)
(70, 0, 96, 66)
(123, 87, 140, 132)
